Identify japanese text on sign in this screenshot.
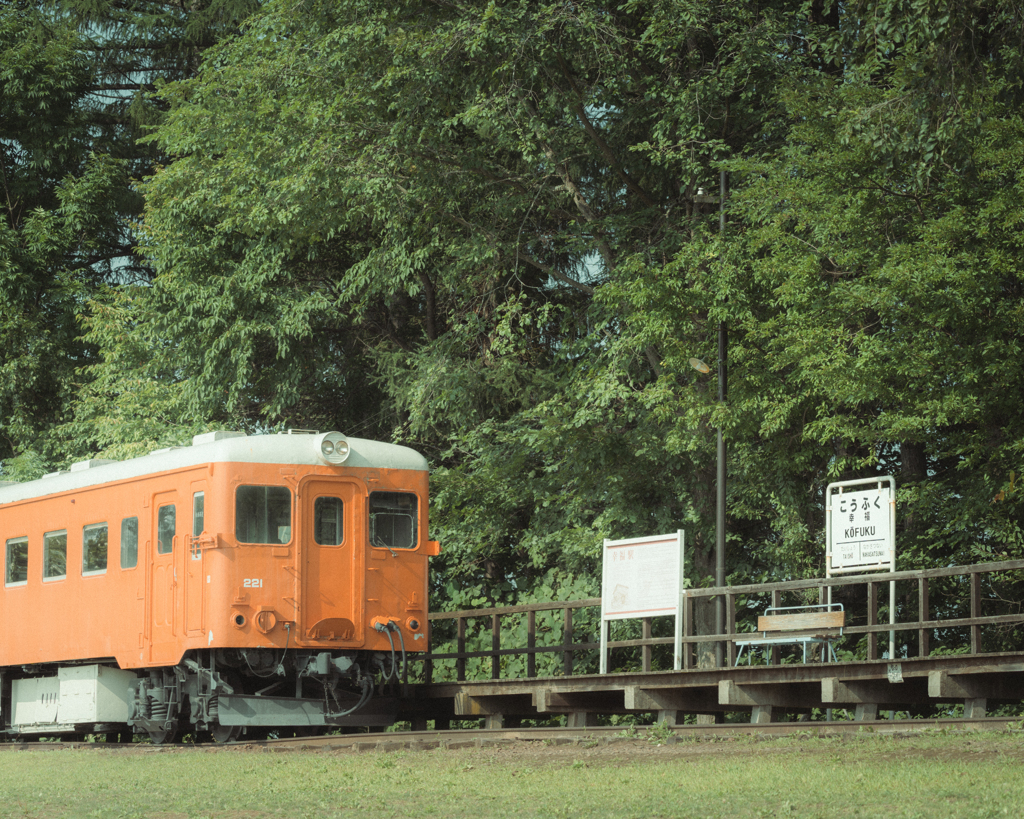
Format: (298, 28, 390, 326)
(601, 534, 682, 620)
(829, 486, 893, 571)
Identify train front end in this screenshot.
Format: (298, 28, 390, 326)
(130, 430, 439, 742)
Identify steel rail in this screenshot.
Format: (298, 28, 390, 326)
(2, 717, 1020, 753)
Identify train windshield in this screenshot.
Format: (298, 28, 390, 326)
(236, 486, 292, 545)
(369, 491, 418, 550)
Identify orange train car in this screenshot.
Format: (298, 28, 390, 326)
(0, 430, 438, 742)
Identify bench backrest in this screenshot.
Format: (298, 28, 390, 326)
(757, 610, 846, 633)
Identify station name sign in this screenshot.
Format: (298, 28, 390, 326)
(827, 479, 895, 574)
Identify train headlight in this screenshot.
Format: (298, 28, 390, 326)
(314, 431, 350, 465)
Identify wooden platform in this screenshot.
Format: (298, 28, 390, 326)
(398, 652, 1024, 727)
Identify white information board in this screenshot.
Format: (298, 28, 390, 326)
(599, 531, 685, 673)
(826, 480, 895, 573)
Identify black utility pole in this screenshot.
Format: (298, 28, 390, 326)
(691, 172, 729, 668)
(715, 169, 728, 668)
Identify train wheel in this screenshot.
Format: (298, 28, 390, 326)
(210, 724, 241, 743)
(147, 726, 177, 745)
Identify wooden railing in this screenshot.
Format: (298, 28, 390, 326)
(417, 559, 1024, 682)
(422, 599, 600, 683)
(689, 559, 1024, 668)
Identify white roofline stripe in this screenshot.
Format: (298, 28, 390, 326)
(0, 433, 428, 505)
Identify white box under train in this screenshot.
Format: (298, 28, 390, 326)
(10, 665, 137, 733)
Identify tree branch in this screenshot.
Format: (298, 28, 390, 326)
(442, 206, 596, 296)
(419, 270, 438, 341)
(555, 54, 658, 209)
(514, 247, 595, 295)
(523, 100, 617, 272)
(403, 145, 579, 223)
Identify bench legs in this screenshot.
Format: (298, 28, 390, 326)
(733, 639, 839, 667)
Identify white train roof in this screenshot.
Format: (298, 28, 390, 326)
(0, 431, 428, 505)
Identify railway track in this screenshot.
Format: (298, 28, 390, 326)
(2, 716, 1020, 753)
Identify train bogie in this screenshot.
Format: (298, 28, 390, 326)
(0, 430, 437, 741)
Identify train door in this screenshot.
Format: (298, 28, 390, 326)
(365, 490, 428, 631)
(149, 490, 179, 658)
(299, 478, 363, 644)
(184, 482, 206, 637)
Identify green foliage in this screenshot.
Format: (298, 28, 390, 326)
(1, 8, 119, 468)
(5, 0, 1023, 629)
(716, 24, 1024, 568)
(106, 0, 800, 606)
(0, 449, 48, 482)
(0, 1, 258, 472)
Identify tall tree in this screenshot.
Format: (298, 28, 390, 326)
(69, 0, 1024, 648)
(717, 0, 1024, 569)
(0, 0, 256, 474)
(83, 0, 811, 614)
(1, 6, 121, 475)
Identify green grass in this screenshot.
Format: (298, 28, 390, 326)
(0, 731, 1021, 818)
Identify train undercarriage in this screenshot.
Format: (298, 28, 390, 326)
(1, 647, 405, 744)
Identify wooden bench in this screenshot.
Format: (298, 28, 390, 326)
(734, 604, 845, 665)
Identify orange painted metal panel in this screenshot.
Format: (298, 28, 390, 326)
(1, 454, 432, 671)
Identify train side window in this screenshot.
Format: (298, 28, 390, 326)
(5, 537, 28, 586)
(236, 486, 292, 545)
(193, 492, 205, 536)
(369, 492, 418, 550)
(314, 497, 344, 546)
(157, 505, 175, 554)
(83, 523, 108, 575)
(121, 517, 139, 569)
(43, 530, 67, 581)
